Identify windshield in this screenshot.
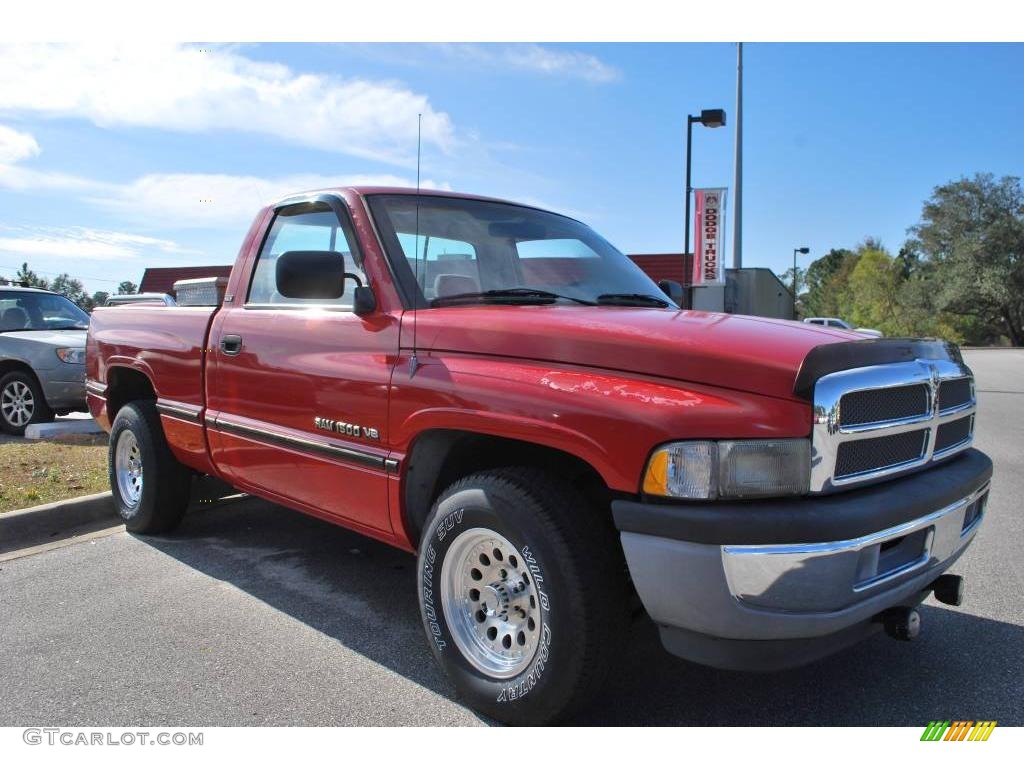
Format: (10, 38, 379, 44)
(367, 195, 674, 308)
(0, 291, 90, 331)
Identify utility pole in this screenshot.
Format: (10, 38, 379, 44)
(732, 42, 743, 270)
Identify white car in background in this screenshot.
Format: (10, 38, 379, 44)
(803, 317, 883, 337)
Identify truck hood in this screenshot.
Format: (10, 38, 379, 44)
(415, 306, 862, 401)
(0, 329, 88, 347)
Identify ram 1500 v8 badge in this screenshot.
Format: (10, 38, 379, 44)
(86, 187, 991, 725)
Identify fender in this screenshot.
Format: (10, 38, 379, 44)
(396, 406, 618, 488)
(101, 355, 160, 395)
(389, 353, 812, 495)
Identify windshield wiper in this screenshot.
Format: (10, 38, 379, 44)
(596, 293, 671, 308)
(431, 288, 596, 307)
(49, 324, 89, 331)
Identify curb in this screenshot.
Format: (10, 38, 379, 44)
(25, 419, 103, 440)
(0, 491, 118, 555)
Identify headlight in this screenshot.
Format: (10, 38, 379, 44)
(55, 347, 86, 364)
(643, 439, 810, 500)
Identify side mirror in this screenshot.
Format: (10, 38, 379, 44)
(353, 285, 376, 316)
(276, 250, 346, 300)
(658, 279, 685, 307)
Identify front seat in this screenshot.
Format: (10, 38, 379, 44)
(0, 307, 29, 330)
(434, 273, 480, 299)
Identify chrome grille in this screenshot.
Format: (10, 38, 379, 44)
(834, 430, 929, 479)
(839, 384, 929, 427)
(811, 359, 976, 492)
(938, 378, 973, 412)
(935, 415, 973, 454)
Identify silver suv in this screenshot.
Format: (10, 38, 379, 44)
(0, 286, 89, 434)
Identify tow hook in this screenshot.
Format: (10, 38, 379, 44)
(929, 574, 965, 606)
(877, 607, 921, 641)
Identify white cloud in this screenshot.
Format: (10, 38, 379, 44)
(90, 171, 452, 228)
(0, 124, 451, 228)
(438, 44, 621, 83)
(0, 162, 109, 193)
(0, 225, 193, 261)
(0, 43, 455, 165)
(0, 124, 40, 164)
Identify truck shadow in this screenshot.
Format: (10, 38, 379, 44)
(144, 493, 1023, 726)
(143, 492, 470, 714)
(573, 605, 1024, 725)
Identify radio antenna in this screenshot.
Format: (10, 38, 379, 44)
(410, 113, 422, 377)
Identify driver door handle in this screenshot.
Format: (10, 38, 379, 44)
(220, 335, 243, 356)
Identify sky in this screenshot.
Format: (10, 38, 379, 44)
(0, 42, 1021, 294)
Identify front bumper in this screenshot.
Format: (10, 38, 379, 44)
(612, 448, 992, 670)
(40, 368, 86, 410)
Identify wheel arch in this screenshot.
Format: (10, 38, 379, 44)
(401, 429, 618, 545)
(0, 358, 41, 385)
(105, 366, 157, 421)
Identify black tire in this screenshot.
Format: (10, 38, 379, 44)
(108, 401, 191, 533)
(0, 370, 53, 436)
(417, 467, 629, 725)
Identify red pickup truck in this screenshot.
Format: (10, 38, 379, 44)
(87, 187, 991, 724)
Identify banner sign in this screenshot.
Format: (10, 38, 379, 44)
(692, 187, 728, 285)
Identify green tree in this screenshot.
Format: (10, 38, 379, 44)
(116, 281, 138, 295)
(845, 243, 903, 333)
(892, 263, 966, 342)
(50, 273, 91, 310)
(90, 291, 110, 309)
(909, 174, 1024, 345)
(802, 248, 857, 318)
(15, 262, 48, 289)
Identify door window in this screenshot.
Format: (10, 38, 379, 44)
(395, 234, 479, 300)
(247, 202, 366, 307)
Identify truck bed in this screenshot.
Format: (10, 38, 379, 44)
(87, 304, 219, 472)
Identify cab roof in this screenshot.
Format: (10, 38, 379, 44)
(273, 186, 563, 218)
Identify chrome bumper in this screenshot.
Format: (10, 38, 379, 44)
(721, 483, 988, 613)
(616, 459, 990, 651)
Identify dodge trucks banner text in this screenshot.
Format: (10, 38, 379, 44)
(692, 188, 728, 285)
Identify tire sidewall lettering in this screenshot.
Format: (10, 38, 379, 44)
(496, 620, 551, 703)
(419, 498, 555, 707)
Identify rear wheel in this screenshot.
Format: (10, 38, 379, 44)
(0, 371, 52, 436)
(108, 401, 191, 533)
(417, 467, 629, 725)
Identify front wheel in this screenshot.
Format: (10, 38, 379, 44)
(108, 401, 191, 533)
(417, 468, 629, 725)
(0, 371, 52, 435)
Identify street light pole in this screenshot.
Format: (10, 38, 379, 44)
(684, 117, 694, 277)
(732, 42, 743, 270)
(683, 109, 727, 296)
(793, 246, 809, 319)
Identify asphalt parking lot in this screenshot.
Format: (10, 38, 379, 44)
(1, 349, 1021, 726)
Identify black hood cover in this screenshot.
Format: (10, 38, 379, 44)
(793, 338, 963, 400)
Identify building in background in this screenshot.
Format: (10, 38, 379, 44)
(626, 253, 692, 285)
(628, 253, 793, 319)
(139, 266, 233, 297)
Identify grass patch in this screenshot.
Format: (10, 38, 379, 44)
(0, 434, 109, 513)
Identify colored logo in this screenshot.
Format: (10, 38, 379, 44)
(921, 721, 997, 741)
